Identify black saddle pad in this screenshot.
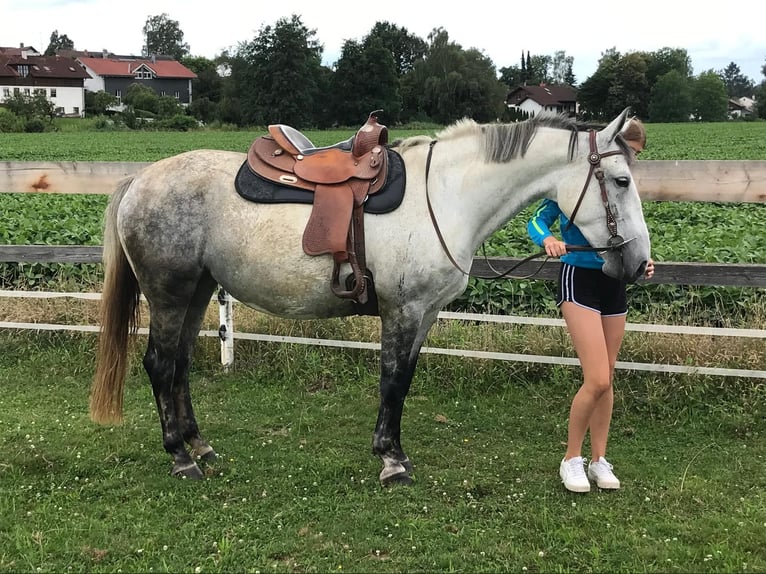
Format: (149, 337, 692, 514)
(234, 148, 406, 214)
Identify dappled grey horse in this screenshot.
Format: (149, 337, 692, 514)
(90, 108, 650, 484)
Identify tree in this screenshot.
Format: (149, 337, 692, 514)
(756, 60, 766, 119)
(231, 14, 325, 128)
(577, 48, 620, 120)
(649, 70, 691, 122)
(644, 47, 692, 86)
(691, 71, 728, 121)
(85, 90, 119, 116)
(330, 38, 401, 125)
(550, 50, 575, 85)
(363, 22, 427, 77)
(526, 54, 552, 85)
(719, 62, 755, 98)
(3, 91, 55, 121)
(44, 30, 74, 56)
(143, 13, 190, 60)
(498, 65, 523, 89)
(124, 83, 159, 114)
(609, 52, 650, 119)
(400, 28, 505, 124)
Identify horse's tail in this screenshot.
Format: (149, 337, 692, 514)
(89, 176, 141, 425)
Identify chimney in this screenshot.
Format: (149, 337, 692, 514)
(20, 42, 24, 48)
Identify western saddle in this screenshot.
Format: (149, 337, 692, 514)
(246, 112, 389, 304)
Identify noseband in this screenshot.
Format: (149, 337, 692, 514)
(564, 129, 626, 249)
(425, 129, 632, 280)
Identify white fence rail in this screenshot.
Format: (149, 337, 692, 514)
(1, 289, 764, 380)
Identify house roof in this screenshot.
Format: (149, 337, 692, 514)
(78, 56, 197, 79)
(0, 45, 41, 56)
(506, 84, 577, 107)
(0, 55, 91, 80)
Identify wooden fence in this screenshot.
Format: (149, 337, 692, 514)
(1, 160, 765, 378)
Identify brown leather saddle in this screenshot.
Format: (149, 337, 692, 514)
(245, 112, 390, 305)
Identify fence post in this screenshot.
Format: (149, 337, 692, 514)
(217, 287, 234, 370)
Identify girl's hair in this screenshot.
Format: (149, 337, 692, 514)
(622, 117, 646, 149)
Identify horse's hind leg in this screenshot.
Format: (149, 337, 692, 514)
(373, 308, 439, 486)
(143, 275, 217, 479)
(172, 274, 219, 466)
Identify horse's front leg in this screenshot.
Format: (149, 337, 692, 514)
(373, 309, 438, 486)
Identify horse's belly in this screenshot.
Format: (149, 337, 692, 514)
(205, 203, 357, 319)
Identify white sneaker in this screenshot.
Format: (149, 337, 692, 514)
(587, 457, 621, 489)
(559, 456, 590, 492)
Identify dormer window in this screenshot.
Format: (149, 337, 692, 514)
(17, 64, 29, 77)
(134, 65, 155, 80)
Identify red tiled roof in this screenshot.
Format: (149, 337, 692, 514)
(78, 56, 196, 79)
(0, 55, 90, 79)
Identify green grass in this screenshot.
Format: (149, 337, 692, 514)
(1, 331, 764, 572)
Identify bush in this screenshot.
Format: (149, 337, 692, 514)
(0, 109, 24, 132)
(155, 114, 199, 131)
(24, 118, 47, 133)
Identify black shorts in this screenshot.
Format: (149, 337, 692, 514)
(557, 263, 628, 316)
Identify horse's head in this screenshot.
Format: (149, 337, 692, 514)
(555, 108, 651, 283)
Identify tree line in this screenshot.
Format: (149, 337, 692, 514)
(47, 13, 766, 127)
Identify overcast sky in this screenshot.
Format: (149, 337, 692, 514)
(2, 0, 764, 84)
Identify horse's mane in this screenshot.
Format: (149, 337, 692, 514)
(393, 113, 582, 163)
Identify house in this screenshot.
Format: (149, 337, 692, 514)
(505, 84, 578, 117)
(0, 44, 91, 116)
(77, 52, 197, 110)
(728, 96, 756, 119)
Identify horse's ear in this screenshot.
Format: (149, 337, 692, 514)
(600, 107, 631, 143)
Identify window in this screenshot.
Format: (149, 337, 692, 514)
(73, 107, 79, 115)
(34, 88, 45, 95)
(2, 88, 9, 97)
(160, 90, 166, 97)
(23, 88, 30, 95)
(13, 87, 20, 94)
(17, 64, 29, 77)
(50, 88, 57, 98)
(174, 91, 180, 100)
(115, 89, 122, 105)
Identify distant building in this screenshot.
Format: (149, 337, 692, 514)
(77, 51, 197, 111)
(0, 44, 91, 116)
(505, 84, 578, 117)
(728, 96, 756, 119)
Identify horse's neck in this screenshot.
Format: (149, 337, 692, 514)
(431, 132, 565, 252)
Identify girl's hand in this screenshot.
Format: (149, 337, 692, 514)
(645, 258, 655, 279)
(542, 236, 567, 258)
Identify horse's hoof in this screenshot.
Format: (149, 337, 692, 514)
(381, 472, 414, 487)
(400, 458, 414, 474)
(171, 462, 204, 480)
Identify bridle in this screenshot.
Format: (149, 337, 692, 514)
(424, 129, 632, 280)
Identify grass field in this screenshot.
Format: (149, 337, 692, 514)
(1, 331, 764, 573)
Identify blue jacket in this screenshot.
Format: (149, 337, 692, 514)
(527, 199, 603, 269)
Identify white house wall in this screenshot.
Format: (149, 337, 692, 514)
(0, 83, 85, 116)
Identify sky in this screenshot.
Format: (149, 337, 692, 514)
(2, 0, 765, 84)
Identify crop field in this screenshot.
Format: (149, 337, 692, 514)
(0, 121, 765, 573)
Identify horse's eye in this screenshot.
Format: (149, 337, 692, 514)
(615, 176, 631, 188)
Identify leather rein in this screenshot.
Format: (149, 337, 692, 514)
(424, 130, 631, 280)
